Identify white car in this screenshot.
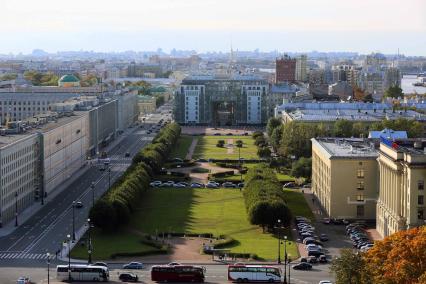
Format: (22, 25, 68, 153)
(150, 181, 162, 187)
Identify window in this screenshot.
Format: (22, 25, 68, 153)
(418, 195, 424, 205)
(357, 181, 365, 190)
(357, 205, 364, 217)
(357, 169, 364, 178)
(418, 209, 424, 220)
(356, 194, 364, 201)
(419, 181, 424, 190)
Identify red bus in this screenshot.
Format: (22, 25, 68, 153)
(228, 264, 282, 283)
(151, 265, 206, 282)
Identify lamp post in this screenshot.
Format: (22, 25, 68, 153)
(46, 252, 50, 284)
(87, 218, 92, 264)
(91, 182, 95, 207)
(287, 257, 292, 284)
(72, 201, 76, 241)
(277, 219, 281, 264)
(108, 167, 111, 189)
(67, 234, 71, 282)
(283, 235, 288, 284)
(14, 192, 19, 227)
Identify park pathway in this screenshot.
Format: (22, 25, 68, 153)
(185, 138, 199, 160)
(226, 139, 234, 154)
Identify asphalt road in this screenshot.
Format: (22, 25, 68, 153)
(0, 108, 171, 268)
(0, 263, 333, 284)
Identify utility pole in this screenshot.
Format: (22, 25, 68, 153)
(277, 219, 281, 264)
(72, 201, 76, 241)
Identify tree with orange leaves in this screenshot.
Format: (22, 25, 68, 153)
(363, 226, 426, 284)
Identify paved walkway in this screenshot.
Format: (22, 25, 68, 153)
(185, 138, 198, 160)
(226, 139, 234, 154)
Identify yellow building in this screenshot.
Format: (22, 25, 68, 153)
(376, 139, 426, 238)
(311, 138, 379, 220)
(138, 95, 156, 115)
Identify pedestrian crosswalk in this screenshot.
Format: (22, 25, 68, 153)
(0, 252, 50, 260)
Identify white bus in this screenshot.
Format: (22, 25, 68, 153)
(56, 264, 109, 282)
(228, 264, 281, 283)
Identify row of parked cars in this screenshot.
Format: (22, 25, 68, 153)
(150, 180, 244, 189)
(346, 223, 374, 252)
(293, 216, 329, 271)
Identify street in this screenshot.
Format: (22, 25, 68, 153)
(0, 108, 170, 269)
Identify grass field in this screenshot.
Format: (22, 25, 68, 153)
(192, 136, 258, 160)
(169, 135, 193, 159)
(130, 188, 299, 260)
(71, 230, 164, 260)
(283, 189, 315, 220)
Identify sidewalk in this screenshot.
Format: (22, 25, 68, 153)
(0, 127, 137, 238)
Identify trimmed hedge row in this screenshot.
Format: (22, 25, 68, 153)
(243, 164, 292, 229)
(89, 123, 181, 231)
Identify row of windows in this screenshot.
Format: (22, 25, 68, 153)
(1, 145, 35, 166)
(0, 101, 48, 106)
(229, 267, 278, 273)
(0, 107, 48, 112)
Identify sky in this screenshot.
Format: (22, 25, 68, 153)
(1, 0, 425, 55)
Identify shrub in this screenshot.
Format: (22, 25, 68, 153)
(217, 140, 225, 147)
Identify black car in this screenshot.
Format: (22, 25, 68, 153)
(119, 272, 138, 282)
(74, 201, 83, 208)
(293, 263, 312, 270)
(125, 152, 130, 157)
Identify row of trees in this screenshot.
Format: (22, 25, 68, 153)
(89, 123, 181, 230)
(331, 226, 426, 284)
(24, 71, 59, 86)
(243, 164, 291, 230)
(252, 131, 271, 158)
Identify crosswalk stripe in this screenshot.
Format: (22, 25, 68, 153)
(10, 253, 17, 258)
(5, 253, 11, 258)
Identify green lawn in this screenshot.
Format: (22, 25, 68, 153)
(192, 136, 258, 160)
(283, 189, 315, 221)
(71, 230, 164, 260)
(169, 135, 193, 159)
(130, 188, 299, 260)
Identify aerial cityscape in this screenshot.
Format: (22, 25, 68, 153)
(0, 1, 425, 284)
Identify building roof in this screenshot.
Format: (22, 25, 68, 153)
(368, 129, 408, 139)
(312, 138, 379, 159)
(59, 74, 80, 83)
(270, 84, 298, 94)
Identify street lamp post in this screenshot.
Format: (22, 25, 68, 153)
(46, 252, 50, 284)
(108, 167, 111, 188)
(14, 192, 18, 227)
(91, 182, 95, 207)
(287, 258, 291, 284)
(277, 219, 281, 264)
(72, 201, 76, 241)
(87, 218, 92, 264)
(283, 235, 288, 284)
(67, 234, 71, 282)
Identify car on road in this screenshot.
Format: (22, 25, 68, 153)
(293, 263, 312, 270)
(318, 255, 328, 263)
(74, 201, 84, 208)
(168, 262, 181, 266)
(320, 234, 329, 241)
(125, 152, 130, 157)
(90, 262, 108, 268)
(119, 272, 139, 282)
(318, 281, 332, 284)
(16, 277, 30, 284)
(123, 262, 144, 269)
(196, 158, 208, 162)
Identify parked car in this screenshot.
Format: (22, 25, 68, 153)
(318, 255, 328, 263)
(237, 182, 244, 188)
(125, 152, 130, 157)
(119, 272, 139, 282)
(223, 182, 236, 188)
(191, 183, 203, 188)
(173, 183, 186, 188)
(318, 281, 332, 284)
(160, 181, 174, 187)
(206, 183, 219, 188)
(214, 133, 221, 136)
(293, 263, 312, 270)
(74, 201, 84, 208)
(283, 182, 296, 188)
(308, 250, 325, 258)
(303, 183, 311, 188)
(123, 262, 144, 269)
(150, 181, 162, 187)
(307, 256, 318, 264)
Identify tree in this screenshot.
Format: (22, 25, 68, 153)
(279, 122, 322, 158)
(333, 119, 353, 137)
(290, 157, 312, 179)
(257, 147, 271, 158)
(235, 140, 243, 148)
(252, 131, 264, 139)
(384, 85, 403, 98)
(363, 93, 373, 102)
(217, 140, 225, 147)
(352, 122, 367, 138)
(270, 127, 282, 152)
(363, 226, 426, 284)
(330, 248, 369, 284)
(266, 117, 282, 137)
(254, 135, 267, 147)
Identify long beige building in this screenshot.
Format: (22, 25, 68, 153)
(311, 138, 378, 220)
(376, 140, 426, 237)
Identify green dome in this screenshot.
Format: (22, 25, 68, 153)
(59, 74, 80, 83)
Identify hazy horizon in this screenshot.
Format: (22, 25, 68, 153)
(1, 0, 425, 56)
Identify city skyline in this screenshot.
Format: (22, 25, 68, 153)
(1, 0, 425, 55)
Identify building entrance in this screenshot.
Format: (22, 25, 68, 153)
(212, 101, 235, 126)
